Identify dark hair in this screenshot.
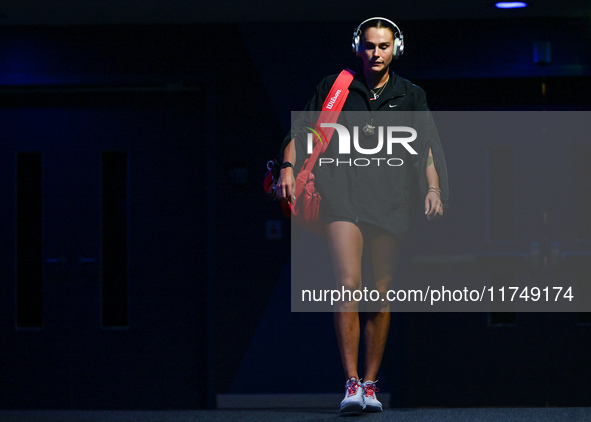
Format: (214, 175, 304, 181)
(359, 19, 398, 39)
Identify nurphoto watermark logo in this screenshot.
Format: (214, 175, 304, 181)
(291, 110, 591, 313)
(305, 122, 418, 167)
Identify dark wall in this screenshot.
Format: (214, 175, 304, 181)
(238, 17, 591, 119)
(0, 24, 288, 408)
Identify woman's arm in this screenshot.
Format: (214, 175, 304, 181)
(275, 138, 296, 203)
(425, 147, 443, 221)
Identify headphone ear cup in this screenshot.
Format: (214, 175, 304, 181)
(394, 37, 403, 57)
(352, 34, 360, 54)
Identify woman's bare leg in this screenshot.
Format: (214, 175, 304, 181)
(363, 230, 400, 382)
(326, 221, 364, 380)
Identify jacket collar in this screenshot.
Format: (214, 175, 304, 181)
(386, 71, 407, 99)
(352, 70, 406, 100)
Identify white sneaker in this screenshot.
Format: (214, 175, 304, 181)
(362, 380, 383, 412)
(339, 377, 365, 412)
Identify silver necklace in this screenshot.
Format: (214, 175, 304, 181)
(363, 119, 375, 136)
(369, 75, 390, 100)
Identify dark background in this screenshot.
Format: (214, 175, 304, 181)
(1, 0, 591, 410)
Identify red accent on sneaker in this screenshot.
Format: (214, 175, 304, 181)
(346, 379, 360, 397)
(364, 383, 380, 399)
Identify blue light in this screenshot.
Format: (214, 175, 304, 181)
(495, 2, 527, 8)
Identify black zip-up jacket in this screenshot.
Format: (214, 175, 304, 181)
(282, 70, 449, 239)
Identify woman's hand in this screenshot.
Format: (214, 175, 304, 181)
(425, 191, 443, 221)
(275, 167, 296, 203)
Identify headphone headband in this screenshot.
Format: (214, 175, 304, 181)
(352, 16, 404, 58)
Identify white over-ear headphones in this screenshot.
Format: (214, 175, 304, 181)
(352, 17, 404, 58)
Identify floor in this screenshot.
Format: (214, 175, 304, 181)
(1, 408, 591, 422)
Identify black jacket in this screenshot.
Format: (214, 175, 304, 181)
(282, 70, 449, 239)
